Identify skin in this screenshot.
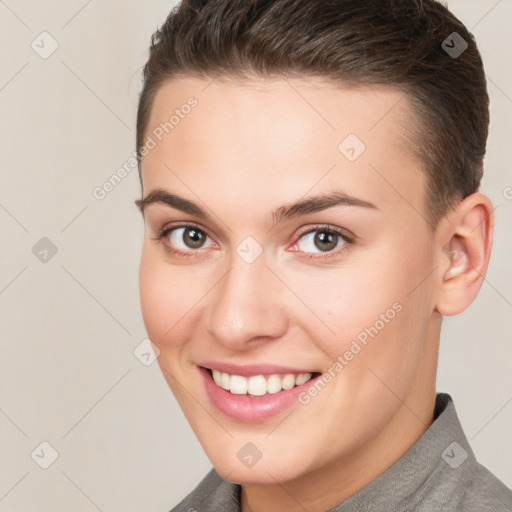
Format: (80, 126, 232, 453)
(137, 76, 493, 512)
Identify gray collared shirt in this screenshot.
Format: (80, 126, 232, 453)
(169, 394, 512, 511)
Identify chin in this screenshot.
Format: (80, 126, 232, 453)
(205, 444, 311, 485)
(217, 463, 303, 486)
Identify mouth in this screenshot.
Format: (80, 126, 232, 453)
(198, 365, 322, 422)
(206, 367, 319, 396)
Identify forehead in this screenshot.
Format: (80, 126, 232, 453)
(146, 75, 415, 150)
(141, 75, 426, 223)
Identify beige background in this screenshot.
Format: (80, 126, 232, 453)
(0, 1, 511, 510)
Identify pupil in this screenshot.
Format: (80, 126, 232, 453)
(184, 228, 205, 248)
(314, 231, 337, 251)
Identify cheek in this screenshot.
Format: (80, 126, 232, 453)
(291, 240, 435, 359)
(288, 263, 401, 332)
(139, 247, 200, 348)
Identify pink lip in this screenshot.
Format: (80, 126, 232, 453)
(198, 360, 316, 377)
(198, 366, 320, 423)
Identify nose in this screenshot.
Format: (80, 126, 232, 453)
(205, 255, 289, 350)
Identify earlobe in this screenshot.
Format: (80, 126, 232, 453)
(435, 193, 494, 316)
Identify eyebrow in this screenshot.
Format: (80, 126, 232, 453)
(271, 191, 378, 224)
(135, 188, 378, 225)
(135, 189, 205, 218)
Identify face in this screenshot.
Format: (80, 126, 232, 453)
(138, 76, 442, 485)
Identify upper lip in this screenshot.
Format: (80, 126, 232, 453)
(198, 361, 318, 377)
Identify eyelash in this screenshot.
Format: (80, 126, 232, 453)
(152, 221, 216, 259)
(290, 224, 354, 260)
(152, 222, 354, 260)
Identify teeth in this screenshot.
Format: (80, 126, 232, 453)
(229, 375, 247, 395)
(281, 374, 296, 390)
(210, 369, 313, 396)
(266, 374, 282, 394)
(212, 370, 222, 386)
(220, 372, 230, 390)
(247, 375, 267, 396)
(295, 373, 311, 385)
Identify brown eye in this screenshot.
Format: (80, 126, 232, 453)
(183, 228, 206, 248)
(296, 228, 349, 254)
(168, 227, 210, 250)
(314, 231, 339, 252)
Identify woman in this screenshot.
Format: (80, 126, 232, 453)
(134, 1, 512, 510)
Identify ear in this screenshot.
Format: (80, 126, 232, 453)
(435, 192, 494, 316)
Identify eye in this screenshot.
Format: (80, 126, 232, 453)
(155, 224, 217, 255)
(293, 226, 352, 255)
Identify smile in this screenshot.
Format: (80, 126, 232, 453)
(199, 364, 321, 422)
(211, 369, 314, 396)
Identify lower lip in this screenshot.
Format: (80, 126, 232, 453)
(199, 366, 319, 422)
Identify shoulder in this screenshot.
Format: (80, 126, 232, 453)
(410, 435, 512, 512)
(457, 461, 512, 512)
(425, 395, 512, 511)
(393, 446, 512, 512)
(379, 394, 512, 512)
(168, 468, 240, 512)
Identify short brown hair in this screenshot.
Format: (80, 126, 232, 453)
(136, 0, 489, 229)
